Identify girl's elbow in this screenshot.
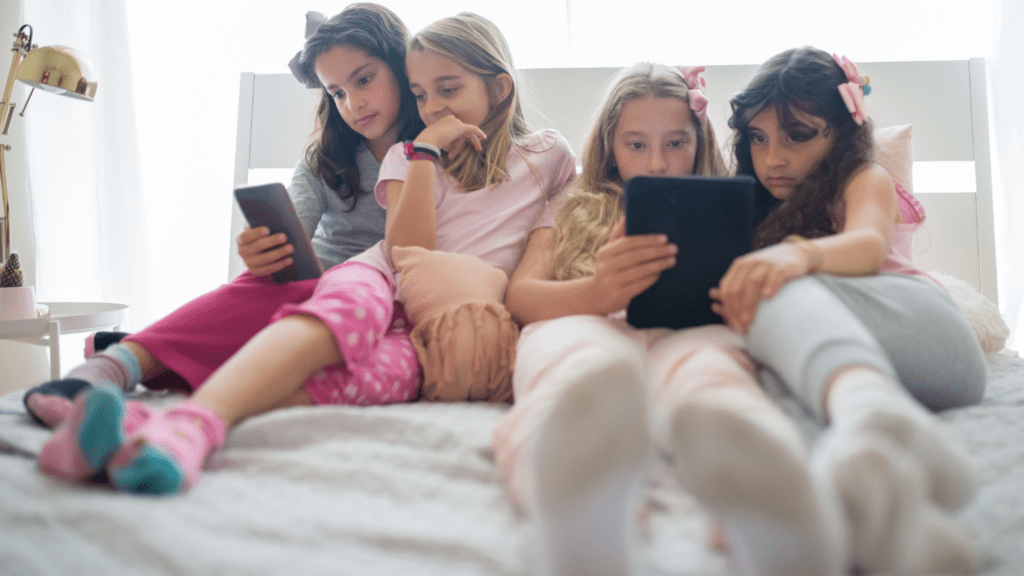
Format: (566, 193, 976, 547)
(386, 233, 435, 252)
(864, 232, 889, 273)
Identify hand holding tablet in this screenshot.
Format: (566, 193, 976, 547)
(235, 183, 323, 284)
(624, 175, 756, 329)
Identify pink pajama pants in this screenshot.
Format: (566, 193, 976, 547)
(273, 262, 420, 405)
(126, 263, 420, 407)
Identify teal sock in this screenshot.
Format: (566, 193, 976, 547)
(66, 343, 143, 392)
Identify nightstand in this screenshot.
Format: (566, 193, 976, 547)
(0, 302, 128, 380)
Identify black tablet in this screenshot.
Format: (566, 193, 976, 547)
(625, 175, 756, 329)
(234, 183, 323, 283)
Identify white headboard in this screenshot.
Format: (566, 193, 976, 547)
(231, 59, 997, 305)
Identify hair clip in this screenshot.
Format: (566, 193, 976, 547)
(678, 65, 709, 126)
(832, 54, 870, 125)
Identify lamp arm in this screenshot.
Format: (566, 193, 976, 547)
(0, 28, 31, 264)
(1, 145, 9, 263)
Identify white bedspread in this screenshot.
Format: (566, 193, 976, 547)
(1, 352, 1022, 576)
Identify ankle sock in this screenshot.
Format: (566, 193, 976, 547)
(23, 378, 93, 427)
(827, 369, 976, 510)
(813, 428, 978, 575)
(528, 356, 649, 576)
(107, 402, 226, 494)
(670, 386, 846, 576)
(84, 331, 131, 358)
(66, 344, 143, 393)
(38, 384, 126, 481)
(24, 344, 143, 427)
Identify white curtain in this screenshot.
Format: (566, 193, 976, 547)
(990, 0, 1024, 350)
(23, 0, 153, 329)
(13, 0, 1015, 346)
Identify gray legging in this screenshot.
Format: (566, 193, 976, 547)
(745, 274, 986, 421)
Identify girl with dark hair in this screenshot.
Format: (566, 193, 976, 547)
(243, 3, 425, 275)
(23, 4, 422, 427)
(701, 46, 986, 575)
(34, 12, 575, 501)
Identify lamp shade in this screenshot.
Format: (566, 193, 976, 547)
(15, 45, 97, 101)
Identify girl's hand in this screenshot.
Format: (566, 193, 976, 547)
(237, 226, 294, 277)
(586, 218, 677, 315)
(416, 115, 487, 158)
(710, 242, 812, 334)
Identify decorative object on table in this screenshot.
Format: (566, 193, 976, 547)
(0, 252, 38, 319)
(0, 24, 98, 265)
(0, 251, 22, 287)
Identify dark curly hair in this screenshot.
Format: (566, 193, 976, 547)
(729, 46, 874, 248)
(294, 3, 424, 209)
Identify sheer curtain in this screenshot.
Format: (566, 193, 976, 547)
(990, 0, 1024, 351)
(22, 0, 152, 327)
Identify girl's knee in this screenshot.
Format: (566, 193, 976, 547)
(658, 344, 756, 393)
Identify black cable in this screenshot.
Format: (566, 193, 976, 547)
(17, 24, 32, 50)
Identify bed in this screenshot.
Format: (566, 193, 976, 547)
(1, 59, 1021, 576)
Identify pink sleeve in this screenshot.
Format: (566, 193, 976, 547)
(533, 134, 577, 231)
(531, 194, 567, 231)
(894, 181, 925, 228)
(373, 143, 411, 208)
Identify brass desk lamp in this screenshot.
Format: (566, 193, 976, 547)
(0, 24, 98, 266)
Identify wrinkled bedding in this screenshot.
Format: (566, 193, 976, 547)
(1, 352, 1021, 576)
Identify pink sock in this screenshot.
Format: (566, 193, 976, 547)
(26, 395, 76, 429)
(27, 395, 153, 431)
(38, 385, 125, 482)
(107, 402, 226, 494)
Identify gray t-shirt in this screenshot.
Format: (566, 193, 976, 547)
(288, 144, 386, 271)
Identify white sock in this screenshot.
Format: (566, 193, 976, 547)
(813, 429, 979, 574)
(671, 386, 847, 576)
(826, 368, 976, 510)
(528, 356, 649, 576)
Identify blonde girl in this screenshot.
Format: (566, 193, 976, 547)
(37, 12, 575, 496)
(492, 62, 832, 576)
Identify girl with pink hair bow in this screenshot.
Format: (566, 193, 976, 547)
(705, 46, 985, 575)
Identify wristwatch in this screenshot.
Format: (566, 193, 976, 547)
(403, 140, 441, 162)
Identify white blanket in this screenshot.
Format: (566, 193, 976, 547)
(1, 352, 1022, 575)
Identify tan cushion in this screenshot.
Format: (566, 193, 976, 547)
(391, 245, 517, 402)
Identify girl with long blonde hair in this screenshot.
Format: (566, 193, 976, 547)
(492, 62, 830, 576)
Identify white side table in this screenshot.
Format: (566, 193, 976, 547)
(0, 302, 128, 380)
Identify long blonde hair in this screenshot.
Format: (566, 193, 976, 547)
(408, 13, 529, 192)
(551, 62, 729, 280)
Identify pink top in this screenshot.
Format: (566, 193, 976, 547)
(348, 129, 577, 299)
(838, 181, 937, 284)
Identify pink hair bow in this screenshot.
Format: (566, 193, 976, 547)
(678, 65, 709, 126)
(832, 53, 870, 125)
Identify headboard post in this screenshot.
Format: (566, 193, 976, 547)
(970, 58, 998, 306)
(228, 72, 256, 281)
